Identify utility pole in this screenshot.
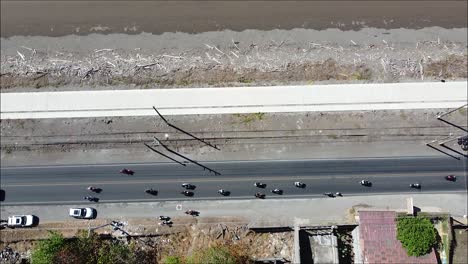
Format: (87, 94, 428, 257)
(153, 136, 221, 175)
(153, 106, 220, 150)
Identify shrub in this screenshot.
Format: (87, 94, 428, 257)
(396, 217, 437, 256)
(187, 246, 237, 264)
(163, 256, 183, 264)
(97, 240, 135, 264)
(31, 232, 67, 264)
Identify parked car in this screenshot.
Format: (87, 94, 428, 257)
(7, 215, 38, 227)
(69, 208, 96, 219)
(159, 216, 171, 221)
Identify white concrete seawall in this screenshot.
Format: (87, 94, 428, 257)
(1, 82, 467, 119)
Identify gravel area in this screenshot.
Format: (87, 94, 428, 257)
(1, 108, 466, 166)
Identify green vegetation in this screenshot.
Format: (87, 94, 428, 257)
(163, 256, 184, 264)
(31, 232, 67, 264)
(396, 216, 437, 257)
(161, 243, 251, 264)
(187, 246, 236, 264)
(30, 231, 154, 264)
(233, 112, 265, 124)
(238, 76, 254, 83)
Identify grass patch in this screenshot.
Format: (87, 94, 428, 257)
(238, 76, 254, 83)
(233, 113, 265, 124)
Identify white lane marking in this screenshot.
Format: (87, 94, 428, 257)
(0, 156, 451, 170)
(1, 190, 466, 206)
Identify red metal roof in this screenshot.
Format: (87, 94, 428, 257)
(359, 211, 438, 264)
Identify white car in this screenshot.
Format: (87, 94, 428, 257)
(69, 208, 96, 219)
(7, 215, 37, 227)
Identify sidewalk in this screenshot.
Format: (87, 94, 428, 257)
(1, 82, 467, 119)
(2, 193, 466, 227)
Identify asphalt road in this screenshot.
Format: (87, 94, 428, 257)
(1, 157, 466, 205)
(1, 1, 466, 37)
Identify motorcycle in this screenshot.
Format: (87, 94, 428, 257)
(159, 220, 173, 226)
(271, 189, 283, 195)
(120, 168, 134, 175)
(83, 196, 99, 202)
(181, 183, 196, 190)
(294, 182, 306, 188)
(255, 192, 266, 199)
(145, 189, 158, 195)
(181, 190, 194, 197)
(87, 186, 102, 193)
(185, 210, 199, 216)
(254, 182, 267, 188)
(360, 180, 372, 187)
(217, 189, 230, 196)
(445, 175, 456, 182)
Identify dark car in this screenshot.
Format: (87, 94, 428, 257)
(323, 192, 335, 198)
(409, 183, 421, 189)
(271, 189, 283, 195)
(254, 182, 267, 188)
(181, 183, 196, 190)
(159, 216, 171, 221)
(218, 189, 231, 196)
(181, 191, 194, 197)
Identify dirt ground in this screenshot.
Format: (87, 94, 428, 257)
(2, 108, 466, 166)
(452, 228, 468, 264)
(1, 27, 466, 91)
(0, 217, 294, 263)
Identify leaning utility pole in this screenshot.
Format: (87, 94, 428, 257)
(153, 106, 220, 150)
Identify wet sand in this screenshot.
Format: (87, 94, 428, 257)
(1, 1, 467, 37)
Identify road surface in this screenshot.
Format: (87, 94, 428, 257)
(1, 157, 466, 205)
(1, 1, 466, 37)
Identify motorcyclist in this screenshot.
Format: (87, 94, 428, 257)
(360, 180, 371, 186)
(255, 192, 266, 199)
(120, 168, 134, 175)
(294, 182, 305, 188)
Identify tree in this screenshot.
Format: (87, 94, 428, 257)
(31, 231, 67, 264)
(396, 216, 437, 256)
